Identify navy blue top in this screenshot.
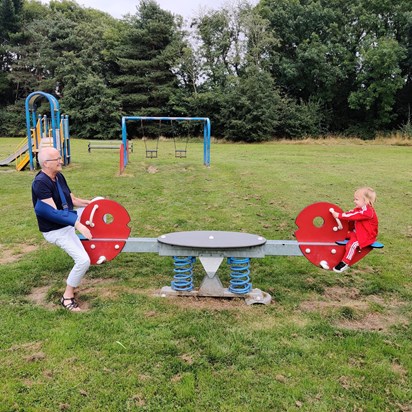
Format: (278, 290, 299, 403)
(32, 171, 73, 232)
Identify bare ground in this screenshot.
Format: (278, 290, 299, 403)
(0, 243, 38, 264)
(299, 286, 409, 331)
(26, 278, 409, 331)
(27, 277, 251, 312)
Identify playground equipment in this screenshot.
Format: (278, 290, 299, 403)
(0, 142, 30, 169)
(0, 91, 69, 171)
(25, 91, 70, 171)
(121, 116, 211, 170)
(78, 200, 383, 305)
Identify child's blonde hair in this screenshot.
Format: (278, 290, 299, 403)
(355, 187, 376, 206)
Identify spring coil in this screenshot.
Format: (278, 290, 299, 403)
(171, 256, 196, 291)
(228, 257, 252, 294)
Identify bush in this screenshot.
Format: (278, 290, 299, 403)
(399, 120, 412, 139)
(278, 97, 326, 138)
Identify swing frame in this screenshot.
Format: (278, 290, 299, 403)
(121, 116, 211, 169)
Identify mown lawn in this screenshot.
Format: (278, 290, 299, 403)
(0, 137, 411, 411)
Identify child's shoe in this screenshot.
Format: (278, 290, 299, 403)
(333, 261, 349, 273)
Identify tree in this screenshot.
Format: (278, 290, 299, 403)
(348, 37, 406, 129)
(259, 0, 350, 102)
(60, 66, 121, 139)
(0, 0, 24, 102)
(221, 67, 282, 141)
(191, 2, 265, 87)
(0, 0, 22, 39)
(193, 8, 239, 87)
(5, 1, 120, 137)
(241, 5, 278, 71)
(258, 0, 412, 134)
(111, 0, 183, 121)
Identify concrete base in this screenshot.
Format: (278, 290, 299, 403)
(154, 286, 272, 305)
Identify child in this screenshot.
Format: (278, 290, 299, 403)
(330, 187, 379, 273)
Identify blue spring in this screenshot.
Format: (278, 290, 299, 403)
(171, 256, 196, 291)
(228, 257, 252, 294)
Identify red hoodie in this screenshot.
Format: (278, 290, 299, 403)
(337, 205, 379, 249)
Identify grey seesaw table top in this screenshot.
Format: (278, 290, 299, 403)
(158, 231, 266, 249)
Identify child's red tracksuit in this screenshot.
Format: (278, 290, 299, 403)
(336, 205, 379, 265)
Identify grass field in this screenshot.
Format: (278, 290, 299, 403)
(0, 137, 411, 411)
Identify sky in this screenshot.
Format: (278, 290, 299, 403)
(39, 0, 257, 20)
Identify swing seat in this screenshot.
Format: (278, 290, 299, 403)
(336, 239, 384, 248)
(172, 121, 189, 158)
(175, 149, 187, 158)
(146, 149, 158, 158)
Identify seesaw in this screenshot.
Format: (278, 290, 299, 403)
(78, 200, 383, 305)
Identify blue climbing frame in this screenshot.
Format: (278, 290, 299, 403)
(25, 91, 70, 171)
(121, 116, 211, 168)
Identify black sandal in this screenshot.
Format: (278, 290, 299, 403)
(60, 296, 79, 311)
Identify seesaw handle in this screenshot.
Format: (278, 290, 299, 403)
(329, 208, 343, 230)
(86, 204, 99, 228)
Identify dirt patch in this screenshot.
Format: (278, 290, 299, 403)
(300, 286, 370, 312)
(147, 165, 158, 174)
(391, 362, 408, 377)
(337, 312, 409, 332)
(323, 286, 361, 300)
(7, 341, 43, 352)
(155, 293, 256, 311)
(299, 286, 409, 332)
(27, 277, 263, 312)
(78, 277, 120, 298)
(27, 285, 93, 311)
(24, 352, 46, 362)
(0, 243, 38, 264)
(27, 286, 56, 310)
(26, 278, 122, 311)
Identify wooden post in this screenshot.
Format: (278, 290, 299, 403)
(120, 143, 125, 174)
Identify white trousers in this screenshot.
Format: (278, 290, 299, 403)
(42, 210, 90, 287)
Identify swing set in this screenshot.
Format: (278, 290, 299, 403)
(121, 116, 211, 170)
(140, 119, 201, 159)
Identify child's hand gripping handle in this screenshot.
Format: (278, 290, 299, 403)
(329, 208, 343, 230)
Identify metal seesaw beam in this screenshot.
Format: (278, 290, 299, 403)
(87, 237, 337, 257)
(119, 238, 337, 257)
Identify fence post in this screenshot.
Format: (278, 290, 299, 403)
(120, 143, 125, 175)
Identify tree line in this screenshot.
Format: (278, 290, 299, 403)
(1, 0, 411, 141)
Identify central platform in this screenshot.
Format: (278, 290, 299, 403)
(156, 231, 271, 304)
(158, 230, 266, 249)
